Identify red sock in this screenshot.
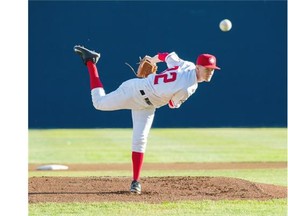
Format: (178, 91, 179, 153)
(132, 151, 144, 181)
(87, 61, 103, 89)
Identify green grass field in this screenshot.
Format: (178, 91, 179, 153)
(29, 128, 287, 216)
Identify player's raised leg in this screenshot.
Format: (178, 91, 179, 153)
(74, 45, 103, 89)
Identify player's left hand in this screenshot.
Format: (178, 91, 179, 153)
(136, 56, 158, 78)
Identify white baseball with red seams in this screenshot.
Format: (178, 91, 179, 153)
(91, 52, 198, 152)
(219, 19, 232, 32)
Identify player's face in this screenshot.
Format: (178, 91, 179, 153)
(197, 66, 215, 82)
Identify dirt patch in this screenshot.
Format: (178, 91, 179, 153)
(29, 176, 287, 203)
(29, 162, 287, 203)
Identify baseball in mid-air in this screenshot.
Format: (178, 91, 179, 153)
(219, 19, 232, 32)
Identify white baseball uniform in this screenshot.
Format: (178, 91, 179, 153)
(91, 52, 198, 153)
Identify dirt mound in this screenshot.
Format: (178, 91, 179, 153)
(29, 176, 287, 203)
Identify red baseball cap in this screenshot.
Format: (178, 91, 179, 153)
(196, 54, 220, 70)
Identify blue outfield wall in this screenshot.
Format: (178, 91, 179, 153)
(28, 1, 287, 128)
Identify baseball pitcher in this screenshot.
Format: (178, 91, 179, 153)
(74, 45, 221, 194)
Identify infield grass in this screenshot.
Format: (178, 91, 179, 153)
(29, 128, 286, 163)
(29, 200, 287, 216)
(28, 128, 287, 216)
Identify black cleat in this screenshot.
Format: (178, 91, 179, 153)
(130, 180, 141, 194)
(74, 45, 101, 65)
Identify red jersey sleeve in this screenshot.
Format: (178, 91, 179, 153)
(157, 52, 169, 62)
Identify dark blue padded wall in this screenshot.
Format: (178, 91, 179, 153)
(28, 1, 287, 128)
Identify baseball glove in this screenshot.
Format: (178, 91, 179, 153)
(136, 56, 158, 78)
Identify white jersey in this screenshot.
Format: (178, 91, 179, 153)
(91, 52, 198, 111)
(142, 52, 198, 108)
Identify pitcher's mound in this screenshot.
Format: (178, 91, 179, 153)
(29, 176, 287, 203)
